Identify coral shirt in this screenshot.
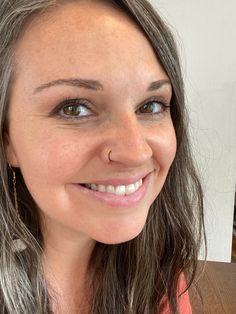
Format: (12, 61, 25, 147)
(160, 274, 192, 314)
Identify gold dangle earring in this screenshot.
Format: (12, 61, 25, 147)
(9, 164, 19, 215)
(8, 165, 27, 252)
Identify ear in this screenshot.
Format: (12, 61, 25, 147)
(4, 132, 19, 167)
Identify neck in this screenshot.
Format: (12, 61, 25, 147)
(41, 228, 96, 313)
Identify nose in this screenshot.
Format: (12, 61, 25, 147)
(101, 115, 153, 167)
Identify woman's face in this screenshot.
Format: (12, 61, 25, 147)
(6, 1, 176, 245)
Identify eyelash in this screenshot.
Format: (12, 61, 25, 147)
(49, 97, 170, 120)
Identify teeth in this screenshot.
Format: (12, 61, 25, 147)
(134, 181, 139, 190)
(115, 185, 126, 196)
(85, 179, 143, 196)
(126, 184, 136, 195)
(106, 185, 115, 193)
(90, 184, 97, 190)
(97, 184, 106, 192)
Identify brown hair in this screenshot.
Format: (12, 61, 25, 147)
(0, 0, 205, 313)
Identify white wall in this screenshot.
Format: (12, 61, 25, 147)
(151, 0, 236, 262)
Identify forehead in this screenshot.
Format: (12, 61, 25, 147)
(13, 1, 168, 91)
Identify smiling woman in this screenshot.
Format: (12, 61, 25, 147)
(0, 0, 204, 313)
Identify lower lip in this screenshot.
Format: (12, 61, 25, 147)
(70, 172, 152, 208)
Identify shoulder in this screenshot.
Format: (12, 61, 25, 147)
(178, 273, 192, 314)
(160, 273, 192, 314)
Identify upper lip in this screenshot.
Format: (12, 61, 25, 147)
(79, 171, 153, 186)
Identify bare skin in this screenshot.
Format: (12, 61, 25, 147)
(6, 1, 176, 312)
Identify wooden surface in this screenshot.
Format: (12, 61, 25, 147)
(232, 234, 236, 262)
(189, 261, 236, 314)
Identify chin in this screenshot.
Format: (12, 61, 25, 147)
(93, 223, 145, 245)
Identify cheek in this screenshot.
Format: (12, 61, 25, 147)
(38, 139, 88, 177)
(13, 127, 96, 183)
(151, 123, 177, 173)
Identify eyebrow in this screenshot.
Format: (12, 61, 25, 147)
(33, 78, 171, 94)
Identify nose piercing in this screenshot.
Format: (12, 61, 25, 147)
(108, 150, 112, 162)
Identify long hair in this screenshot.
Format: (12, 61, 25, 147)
(0, 1, 205, 313)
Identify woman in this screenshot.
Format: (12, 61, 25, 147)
(0, 0, 204, 313)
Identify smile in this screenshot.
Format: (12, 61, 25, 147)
(71, 172, 152, 208)
(83, 179, 143, 196)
